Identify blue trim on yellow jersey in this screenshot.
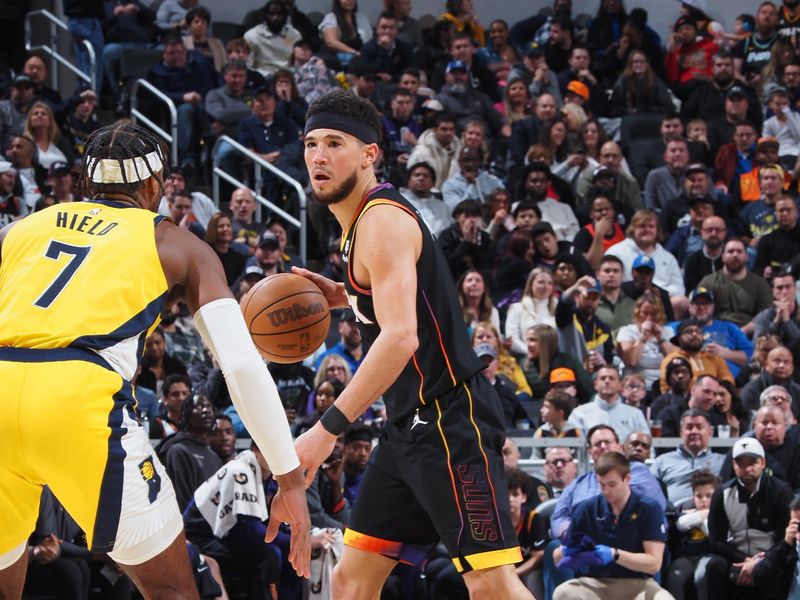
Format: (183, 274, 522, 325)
(92, 379, 135, 552)
(69, 291, 167, 353)
(0, 346, 113, 371)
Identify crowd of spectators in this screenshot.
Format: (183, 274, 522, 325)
(10, 0, 800, 599)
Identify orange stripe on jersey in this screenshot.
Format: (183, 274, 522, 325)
(435, 399, 464, 548)
(411, 353, 426, 406)
(462, 383, 504, 543)
(420, 286, 457, 387)
(344, 529, 403, 557)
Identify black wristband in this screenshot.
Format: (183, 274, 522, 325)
(320, 405, 350, 436)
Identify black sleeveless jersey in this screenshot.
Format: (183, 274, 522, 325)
(341, 184, 484, 424)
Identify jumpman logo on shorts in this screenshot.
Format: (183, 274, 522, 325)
(410, 409, 429, 430)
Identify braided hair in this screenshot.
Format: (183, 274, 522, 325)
(80, 122, 170, 200)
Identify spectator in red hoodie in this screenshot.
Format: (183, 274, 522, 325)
(666, 16, 719, 88)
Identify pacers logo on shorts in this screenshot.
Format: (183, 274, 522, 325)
(139, 455, 162, 504)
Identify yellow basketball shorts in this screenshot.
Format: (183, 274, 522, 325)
(0, 347, 181, 563)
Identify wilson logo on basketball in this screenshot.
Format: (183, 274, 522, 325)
(266, 302, 326, 327)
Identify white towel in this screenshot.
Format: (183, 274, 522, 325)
(193, 450, 269, 538)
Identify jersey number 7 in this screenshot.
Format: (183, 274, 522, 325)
(34, 241, 92, 308)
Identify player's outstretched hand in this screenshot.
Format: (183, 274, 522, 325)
(295, 421, 338, 488)
(268, 466, 312, 578)
(291, 266, 349, 309)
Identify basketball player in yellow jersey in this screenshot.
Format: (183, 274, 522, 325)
(0, 123, 310, 599)
(293, 91, 533, 599)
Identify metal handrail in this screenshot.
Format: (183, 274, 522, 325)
(130, 79, 178, 162)
(24, 9, 95, 91)
(212, 135, 308, 265)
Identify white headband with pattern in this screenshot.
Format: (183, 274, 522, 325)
(87, 151, 164, 184)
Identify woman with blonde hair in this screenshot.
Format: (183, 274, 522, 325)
(504, 268, 557, 356)
(314, 354, 353, 387)
(497, 76, 533, 123)
(471, 321, 531, 396)
(616, 292, 675, 389)
(522, 324, 593, 403)
(24, 100, 72, 169)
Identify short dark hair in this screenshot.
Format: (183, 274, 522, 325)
(594, 451, 630, 478)
(662, 111, 681, 123)
(543, 390, 576, 419)
(378, 9, 398, 22)
(162, 33, 184, 47)
(599, 254, 624, 269)
(526, 161, 552, 180)
(587, 424, 619, 446)
(306, 89, 382, 144)
(505, 466, 531, 496)
(790, 496, 800, 511)
(163, 373, 192, 398)
(401, 67, 421, 79)
(185, 6, 211, 25)
(222, 59, 248, 75)
(735, 119, 756, 132)
(434, 112, 456, 128)
(513, 199, 542, 219)
(680, 408, 711, 426)
(569, 43, 589, 58)
(390, 87, 413, 102)
(551, 14, 574, 32)
(452, 198, 482, 218)
(408, 161, 436, 182)
(587, 186, 614, 208)
(450, 31, 474, 48)
(690, 469, 721, 491)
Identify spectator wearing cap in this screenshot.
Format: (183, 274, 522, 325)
(651, 408, 724, 504)
(677, 287, 753, 382)
(575, 142, 642, 218)
(400, 162, 452, 236)
(475, 343, 531, 429)
(42, 161, 82, 205)
(740, 162, 787, 247)
(756, 196, 800, 277)
(665, 15, 719, 87)
(556, 275, 615, 372)
(707, 85, 753, 160)
(245, 231, 284, 279)
(243, 0, 301, 77)
(619, 254, 676, 322)
(434, 59, 509, 140)
(698, 238, 772, 332)
(0, 75, 35, 149)
(314, 309, 365, 375)
(753, 267, 800, 358)
(437, 199, 495, 280)
(535, 389, 581, 442)
(705, 437, 794, 600)
(664, 169, 718, 265)
(238, 85, 300, 203)
(408, 112, 462, 191)
(515, 162, 579, 241)
(442, 146, 504, 212)
(659, 321, 734, 393)
(607, 209, 687, 316)
(354, 11, 414, 82)
(720, 404, 800, 494)
(684, 215, 727, 294)
(742, 345, 800, 416)
(660, 160, 713, 235)
(0, 161, 26, 226)
(146, 34, 219, 174)
(682, 50, 762, 128)
(428, 32, 499, 101)
(650, 356, 693, 420)
(763, 87, 800, 167)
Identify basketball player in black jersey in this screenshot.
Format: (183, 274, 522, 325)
(294, 91, 533, 599)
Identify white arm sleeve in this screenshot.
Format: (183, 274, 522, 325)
(194, 298, 300, 476)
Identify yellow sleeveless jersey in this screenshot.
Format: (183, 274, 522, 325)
(0, 200, 168, 380)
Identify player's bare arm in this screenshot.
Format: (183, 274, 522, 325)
(294, 204, 422, 486)
(156, 220, 312, 578)
(0, 221, 19, 268)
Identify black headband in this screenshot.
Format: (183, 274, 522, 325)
(304, 112, 379, 145)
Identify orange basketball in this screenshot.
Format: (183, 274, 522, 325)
(241, 273, 331, 363)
